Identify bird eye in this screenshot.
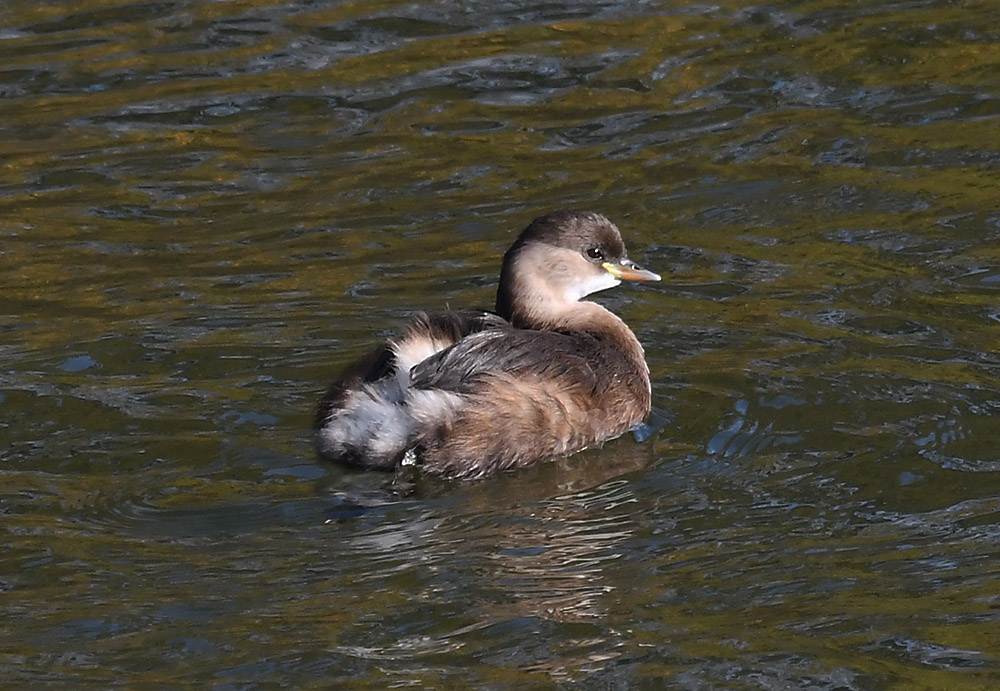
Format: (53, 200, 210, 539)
(586, 247, 604, 260)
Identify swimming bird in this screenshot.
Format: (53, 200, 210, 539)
(314, 209, 660, 479)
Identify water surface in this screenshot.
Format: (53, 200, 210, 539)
(2, 0, 999, 687)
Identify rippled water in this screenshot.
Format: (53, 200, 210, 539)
(3, 0, 999, 686)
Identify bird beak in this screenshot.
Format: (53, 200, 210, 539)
(603, 258, 661, 282)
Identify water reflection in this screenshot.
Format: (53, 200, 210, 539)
(324, 460, 651, 677)
(3, 0, 1000, 685)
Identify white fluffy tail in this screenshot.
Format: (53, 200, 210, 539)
(315, 381, 413, 470)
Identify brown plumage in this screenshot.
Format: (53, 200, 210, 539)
(314, 210, 660, 479)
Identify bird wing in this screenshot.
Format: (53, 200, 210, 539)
(407, 327, 602, 395)
(315, 310, 506, 427)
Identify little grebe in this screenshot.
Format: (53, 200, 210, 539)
(314, 210, 660, 479)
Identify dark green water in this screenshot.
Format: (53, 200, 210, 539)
(2, 0, 999, 687)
